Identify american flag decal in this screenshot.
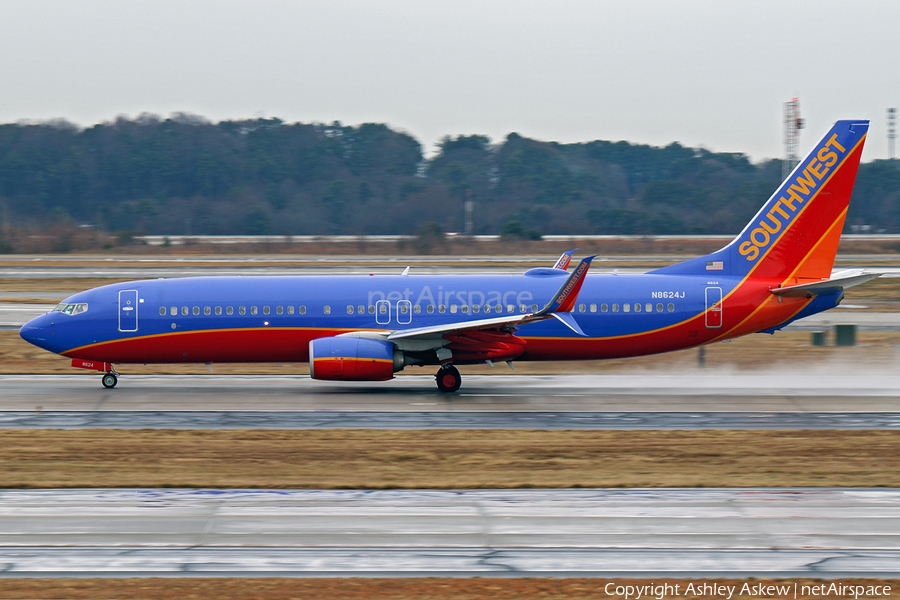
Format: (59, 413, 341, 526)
(706, 261, 724, 271)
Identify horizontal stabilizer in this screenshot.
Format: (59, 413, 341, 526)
(770, 270, 881, 297)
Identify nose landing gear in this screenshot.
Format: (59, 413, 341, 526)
(435, 365, 461, 393)
(101, 371, 118, 389)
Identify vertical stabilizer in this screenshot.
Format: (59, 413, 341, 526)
(652, 120, 868, 281)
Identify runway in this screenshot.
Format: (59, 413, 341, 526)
(1, 374, 899, 413)
(0, 488, 898, 577)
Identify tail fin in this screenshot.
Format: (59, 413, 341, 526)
(651, 120, 868, 281)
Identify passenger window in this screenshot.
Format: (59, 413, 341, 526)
(471, 305, 478, 314)
(215, 307, 222, 315)
(379, 304, 387, 314)
(667, 303, 675, 312)
(601, 304, 608, 312)
(507, 304, 515, 313)
(250, 306, 258, 315)
(578, 303, 586, 313)
(193, 306, 200, 315)
(612, 304, 619, 313)
(226, 306, 233, 315)
(323, 305, 331, 315)
(634, 304, 641, 313)
(400, 304, 409, 314)
(590, 303, 597, 313)
(483, 305, 490, 313)
(299, 306, 307, 315)
(450, 305, 457, 314)
(239, 306, 246, 315)
(368, 305, 375, 314)
(276, 306, 283, 315)
(346, 305, 354, 315)
(287, 306, 294, 315)
(439, 304, 446, 314)
(461, 305, 469, 314)
(646, 303, 652, 312)
(427, 305, 434, 314)
(358, 305, 365, 314)
(170, 307, 177, 316)
(204, 306, 211, 315)
(182, 307, 189, 316)
(159, 307, 166, 316)
(519, 304, 527, 313)
(623, 304, 630, 313)
(656, 303, 663, 313)
(495, 304, 502, 313)
(263, 306, 270, 315)
(531, 304, 538, 312)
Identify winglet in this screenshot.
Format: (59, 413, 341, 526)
(552, 249, 579, 271)
(535, 255, 595, 316)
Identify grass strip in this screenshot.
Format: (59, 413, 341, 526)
(1, 429, 898, 489)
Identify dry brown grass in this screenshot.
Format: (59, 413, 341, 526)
(0, 578, 897, 600)
(0, 429, 898, 489)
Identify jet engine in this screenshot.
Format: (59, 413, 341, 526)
(309, 337, 403, 381)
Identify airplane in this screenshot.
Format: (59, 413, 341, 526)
(19, 120, 878, 392)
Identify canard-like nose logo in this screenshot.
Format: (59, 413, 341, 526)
(739, 133, 846, 262)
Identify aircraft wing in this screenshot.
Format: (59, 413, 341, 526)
(770, 270, 881, 297)
(340, 256, 596, 347)
(389, 255, 596, 340)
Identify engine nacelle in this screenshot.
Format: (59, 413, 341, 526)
(309, 337, 401, 381)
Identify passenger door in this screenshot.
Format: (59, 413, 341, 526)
(705, 287, 722, 329)
(118, 290, 139, 332)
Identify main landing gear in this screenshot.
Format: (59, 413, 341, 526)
(101, 371, 118, 389)
(435, 365, 461, 393)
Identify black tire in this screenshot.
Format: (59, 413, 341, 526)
(435, 365, 461, 393)
(101, 373, 118, 389)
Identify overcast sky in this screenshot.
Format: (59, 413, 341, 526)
(1, 0, 898, 161)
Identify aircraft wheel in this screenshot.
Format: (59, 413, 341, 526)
(101, 373, 118, 389)
(435, 365, 461, 393)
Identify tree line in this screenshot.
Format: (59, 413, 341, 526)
(0, 113, 897, 238)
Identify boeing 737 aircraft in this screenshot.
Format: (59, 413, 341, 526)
(20, 120, 878, 392)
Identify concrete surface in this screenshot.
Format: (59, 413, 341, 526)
(0, 488, 897, 577)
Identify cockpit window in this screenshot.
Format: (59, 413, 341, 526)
(53, 303, 88, 315)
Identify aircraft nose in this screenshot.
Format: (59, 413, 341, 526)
(19, 315, 50, 348)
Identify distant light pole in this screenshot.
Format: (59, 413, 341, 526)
(464, 189, 474, 236)
(783, 98, 804, 181)
(889, 108, 897, 160)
